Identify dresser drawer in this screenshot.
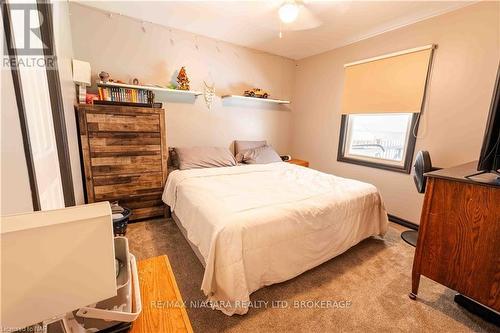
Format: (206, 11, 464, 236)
(115, 193, 165, 221)
(93, 173, 163, 201)
(86, 113, 160, 132)
(89, 132, 162, 158)
(91, 155, 163, 176)
(130, 206, 165, 220)
(89, 132, 161, 145)
(119, 193, 164, 209)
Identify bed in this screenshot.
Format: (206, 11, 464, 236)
(162, 162, 388, 315)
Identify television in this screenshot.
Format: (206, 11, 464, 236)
(477, 64, 500, 175)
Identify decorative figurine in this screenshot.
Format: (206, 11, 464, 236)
(244, 88, 269, 99)
(177, 66, 190, 90)
(98, 71, 110, 83)
(203, 81, 215, 110)
(132, 78, 140, 85)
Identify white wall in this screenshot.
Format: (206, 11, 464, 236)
(68, 3, 295, 154)
(291, 2, 500, 223)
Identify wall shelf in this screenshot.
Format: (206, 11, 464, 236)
(221, 95, 290, 105)
(97, 82, 202, 97)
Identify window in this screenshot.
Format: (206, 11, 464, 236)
(337, 113, 419, 173)
(338, 45, 434, 173)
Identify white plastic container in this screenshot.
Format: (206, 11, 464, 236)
(71, 237, 142, 331)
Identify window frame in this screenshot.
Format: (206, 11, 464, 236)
(337, 113, 420, 174)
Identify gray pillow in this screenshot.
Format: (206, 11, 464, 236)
(174, 147, 237, 170)
(234, 140, 267, 155)
(236, 145, 282, 165)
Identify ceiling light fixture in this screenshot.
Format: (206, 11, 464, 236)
(279, 2, 299, 24)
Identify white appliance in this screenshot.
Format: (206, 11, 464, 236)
(0, 202, 141, 333)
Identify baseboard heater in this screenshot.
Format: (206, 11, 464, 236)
(388, 214, 419, 231)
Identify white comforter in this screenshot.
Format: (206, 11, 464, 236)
(162, 162, 388, 315)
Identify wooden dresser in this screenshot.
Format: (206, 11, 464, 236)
(410, 162, 500, 312)
(76, 104, 168, 221)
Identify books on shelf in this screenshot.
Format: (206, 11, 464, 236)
(97, 84, 154, 104)
(93, 100, 162, 108)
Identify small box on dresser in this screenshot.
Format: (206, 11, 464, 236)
(76, 104, 168, 221)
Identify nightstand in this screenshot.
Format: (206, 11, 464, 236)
(287, 159, 309, 167)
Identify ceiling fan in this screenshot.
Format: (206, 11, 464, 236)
(276, 0, 323, 31)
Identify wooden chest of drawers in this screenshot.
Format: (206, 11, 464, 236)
(410, 162, 500, 312)
(76, 104, 168, 221)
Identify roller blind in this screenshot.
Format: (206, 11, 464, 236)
(341, 45, 434, 114)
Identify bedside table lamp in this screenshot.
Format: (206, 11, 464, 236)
(72, 59, 91, 103)
(0, 202, 117, 332)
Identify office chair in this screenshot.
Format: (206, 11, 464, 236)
(401, 151, 440, 247)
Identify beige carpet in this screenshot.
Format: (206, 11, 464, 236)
(127, 219, 498, 333)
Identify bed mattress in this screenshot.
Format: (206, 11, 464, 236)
(162, 162, 388, 315)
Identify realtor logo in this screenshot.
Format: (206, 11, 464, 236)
(2, 2, 55, 68)
(3, 2, 52, 55)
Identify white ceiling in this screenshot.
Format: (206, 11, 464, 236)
(75, 1, 475, 60)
